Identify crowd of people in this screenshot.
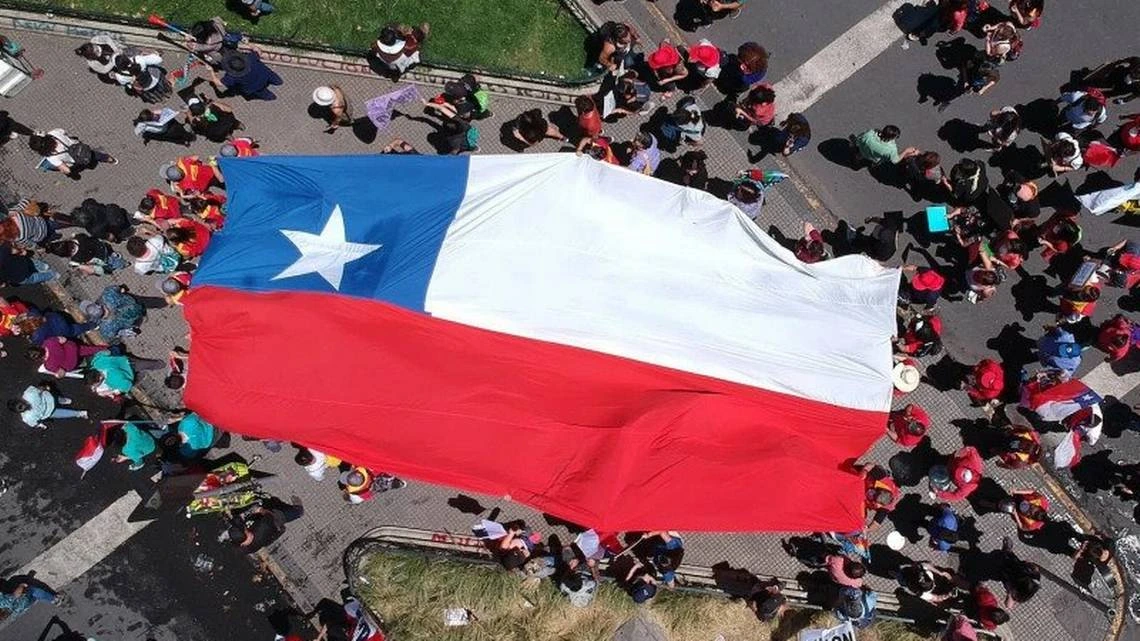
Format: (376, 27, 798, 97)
(1, 0, 1139, 638)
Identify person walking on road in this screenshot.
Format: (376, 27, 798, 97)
(28, 128, 117, 177)
(208, 50, 283, 101)
(7, 383, 88, 429)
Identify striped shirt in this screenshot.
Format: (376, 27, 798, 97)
(7, 212, 50, 250)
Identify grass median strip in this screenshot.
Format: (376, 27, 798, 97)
(30, 0, 591, 79)
(355, 548, 932, 641)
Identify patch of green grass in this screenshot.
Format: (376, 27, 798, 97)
(38, 0, 592, 79)
(354, 549, 937, 641)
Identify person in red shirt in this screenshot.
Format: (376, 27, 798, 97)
(164, 217, 211, 259)
(854, 463, 900, 527)
(996, 424, 1041, 469)
(574, 95, 604, 155)
(136, 188, 183, 222)
(969, 584, 1009, 630)
(900, 265, 945, 308)
(887, 404, 931, 448)
(942, 613, 979, 641)
(734, 84, 776, 129)
(932, 446, 983, 501)
(1097, 314, 1135, 362)
(1003, 489, 1049, 532)
(1036, 210, 1081, 262)
(645, 40, 688, 97)
(220, 136, 260, 158)
(964, 358, 1004, 405)
(0, 297, 30, 339)
(189, 198, 226, 230)
(896, 313, 943, 357)
(163, 156, 223, 199)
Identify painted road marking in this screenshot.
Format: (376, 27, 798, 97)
(774, 0, 909, 115)
(16, 492, 152, 588)
(1081, 360, 1140, 400)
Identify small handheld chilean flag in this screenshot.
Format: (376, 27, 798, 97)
(75, 422, 113, 477)
(182, 153, 902, 532)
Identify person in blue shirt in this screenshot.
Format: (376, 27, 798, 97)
(1037, 325, 1082, 378)
(208, 50, 282, 101)
(926, 503, 960, 552)
(647, 530, 684, 587)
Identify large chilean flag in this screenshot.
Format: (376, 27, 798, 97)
(184, 153, 900, 532)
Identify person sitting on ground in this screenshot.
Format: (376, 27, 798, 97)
(220, 135, 259, 157)
(237, 0, 275, 20)
(1104, 239, 1140, 288)
(681, 39, 722, 89)
(370, 23, 429, 77)
(111, 49, 170, 103)
(621, 558, 660, 604)
(174, 411, 218, 460)
(963, 252, 1003, 303)
(774, 112, 812, 157)
(0, 242, 57, 287)
(646, 531, 685, 588)
(164, 217, 212, 259)
(182, 17, 230, 66)
(7, 382, 88, 429)
(747, 577, 787, 622)
(727, 176, 764, 221)
(660, 97, 705, 147)
(834, 584, 878, 629)
(68, 197, 132, 242)
(995, 423, 1042, 469)
(511, 108, 567, 149)
(997, 536, 1040, 608)
(1008, 0, 1043, 28)
(0, 581, 63, 621)
(906, 0, 972, 41)
(609, 71, 653, 118)
(161, 271, 193, 306)
(645, 40, 688, 97)
(11, 308, 95, 345)
(896, 311, 943, 357)
(852, 125, 919, 167)
(677, 150, 709, 190)
(720, 42, 769, 96)
(1097, 314, 1136, 362)
(127, 233, 180, 276)
(163, 156, 224, 200)
(942, 614, 979, 641)
(887, 403, 932, 448)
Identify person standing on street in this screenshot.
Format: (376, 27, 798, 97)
(27, 129, 117, 177)
(208, 50, 283, 101)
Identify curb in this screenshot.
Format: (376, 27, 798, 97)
(0, 7, 602, 104)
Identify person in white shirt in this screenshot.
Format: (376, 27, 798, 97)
(294, 447, 327, 481)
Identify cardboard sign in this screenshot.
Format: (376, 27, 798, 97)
(799, 621, 857, 641)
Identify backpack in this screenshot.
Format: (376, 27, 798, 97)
(66, 140, 95, 168)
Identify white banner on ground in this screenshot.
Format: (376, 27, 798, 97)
(799, 621, 857, 641)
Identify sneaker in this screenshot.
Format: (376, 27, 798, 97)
(7, 132, 17, 140)
(637, 101, 657, 116)
(290, 495, 303, 508)
(103, 155, 118, 165)
(728, 8, 741, 19)
(57, 396, 72, 406)
(77, 410, 89, 419)
(390, 478, 408, 490)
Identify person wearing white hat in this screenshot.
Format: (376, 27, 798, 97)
(370, 23, 429, 76)
(892, 358, 922, 394)
(312, 85, 352, 133)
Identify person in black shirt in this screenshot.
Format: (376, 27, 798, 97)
(224, 497, 303, 553)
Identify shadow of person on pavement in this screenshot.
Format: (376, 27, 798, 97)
(36, 616, 85, 641)
(817, 137, 862, 170)
(1070, 450, 1122, 494)
(985, 322, 1037, 375)
(938, 118, 988, 153)
(954, 417, 1008, 459)
(925, 354, 971, 392)
(988, 143, 1047, 180)
(1010, 272, 1060, 320)
(887, 493, 932, 542)
(966, 477, 1012, 516)
(889, 438, 942, 487)
(1014, 98, 1060, 137)
(1019, 519, 1082, 556)
(917, 73, 960, 106)
(447, 494, 488, 515)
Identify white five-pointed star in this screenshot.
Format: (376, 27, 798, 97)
(272, 205, 382, 290)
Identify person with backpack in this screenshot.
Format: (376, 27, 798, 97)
(606, 71, 653, 118)
(1037, 325, 1082, 377)
(111, 49, 171, 103)
(28, 129, 116, 176)
(74, 34, 122, 79)
(659, 97, 705, 148)
(834, 585, 878, 629)
(1058, 89, 1108, 131)
(937, 50, 1000, 111)
(186, 96, 241, 142)
(982, 21, 1023, 63)
(67, 198, 132, 242)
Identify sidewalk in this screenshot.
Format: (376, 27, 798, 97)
(0, 21, 1120, 641)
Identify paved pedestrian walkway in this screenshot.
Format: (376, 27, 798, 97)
(0, 18, 1122, 641)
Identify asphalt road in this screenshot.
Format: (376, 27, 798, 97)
(0, 288, 299, 641)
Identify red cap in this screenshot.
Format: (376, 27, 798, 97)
(686, 42, 721, 69)
(912, 269, 945, 292)
(647, 43, 681, 70)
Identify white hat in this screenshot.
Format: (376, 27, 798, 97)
(312, 86, 336, 107)
(892, 362, 921, 393)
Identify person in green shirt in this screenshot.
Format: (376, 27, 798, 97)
(112, 422, 157, 470)
(176, 412, 218, 460)
(852, 125, 919, 167)
(85, 351, 135, 398)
